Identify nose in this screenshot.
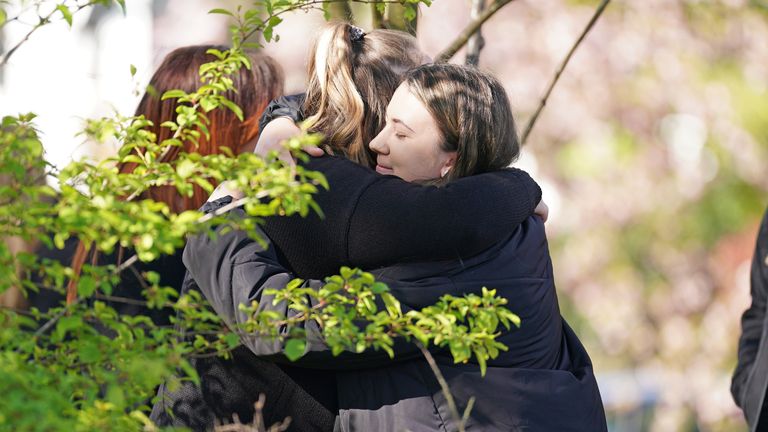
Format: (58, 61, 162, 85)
(369, 128, 389, 155)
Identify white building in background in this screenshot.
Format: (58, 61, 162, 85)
(0, 0, 226, 175)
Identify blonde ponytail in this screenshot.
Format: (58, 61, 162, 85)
(303, 23, 424, 168)
(304, 23, 368, 165)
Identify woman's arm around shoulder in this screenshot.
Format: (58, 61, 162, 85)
(183, 196, 421, 369)
(346, 166, 543, 267)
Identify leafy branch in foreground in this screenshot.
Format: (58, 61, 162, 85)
(230, 267, 520, 432)
(241, 267, 520, 375)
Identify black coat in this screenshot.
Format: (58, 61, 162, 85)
(152, 156, 542, 430)
(185, 203, 607, 431)
(733, 207, 768, 432)
(28, 235, 180, 326)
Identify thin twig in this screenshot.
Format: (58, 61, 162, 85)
(239, 0, 402, 43)
(93, 292, 155, 307)
(113, 194, 254, 275)
(126, 262, 150, 291)
(213, 395, 291, 431)
(520, 0, 612, 145)
(1, 1, 101, 67)
(465, 0, 486, 66)
(460, 396, 476, 430)
(435, 0, 518, 63)
(416, 341, 466, 432)
(19, 299, 81, 350)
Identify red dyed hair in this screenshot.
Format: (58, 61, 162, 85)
(67, 45, 284, 304)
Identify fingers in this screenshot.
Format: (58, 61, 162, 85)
(534, 199, 549, 223)
(304, 146, 325, 157)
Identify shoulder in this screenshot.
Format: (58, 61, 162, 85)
(302, 156, 382, 194)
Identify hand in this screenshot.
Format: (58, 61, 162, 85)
(252, 116, 301, 163)
(534, 199, 549, 222)
(252, 116, 326, 162)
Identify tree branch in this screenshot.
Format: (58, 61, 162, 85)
(21, 298, 81, 350)
(520, 0, 612, 146)
(112, 193, 257, 276)
(435, 0, 518, 63)
(1, 1, 101, 67)
(465, 0, 486, 66)
(415, 341, 466, 432)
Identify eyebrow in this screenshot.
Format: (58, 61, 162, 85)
(391, 118, 415, 133)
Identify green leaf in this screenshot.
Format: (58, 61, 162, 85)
(284, 338, 306, 361)
(179, 359, 200, 385)
(54, 315, 82, 341)
(219, 98, 244, 121)
(475, 349, 487, 376)
(224, 332, 240, 349)
(107, 384, 126, 407)
(199, 97, 217, 113)
(161, 89, 187, 100)
(403, 5, 417, 21)
(121, 154, 143, 165)
(56, 5, 72, 27)
(264, 16, 283, 42)
(194, 177, 214, 192)
(129, 64, 137, 77)
(321, 2, 332, 20)
(176, 159, 195, 179)
(0, 9, 7, 27)
(77, 340, 101, 363)
(78, 275, 97, 297)
(208, 8, 234, 17)
(406, 325, 429, 346)
(381, 292, 401, 317)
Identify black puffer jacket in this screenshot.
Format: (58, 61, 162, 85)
(185, 202, 607, 431)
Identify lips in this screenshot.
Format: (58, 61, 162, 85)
(375, 164, 394, 175)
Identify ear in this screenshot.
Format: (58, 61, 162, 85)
(440, 152, 457, 178)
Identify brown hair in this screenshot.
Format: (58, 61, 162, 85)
(67, 45, 284, 304)
(404, 63, 520, 185)
(303, 23, 424, 168)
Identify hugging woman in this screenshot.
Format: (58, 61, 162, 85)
(151, 24, 546, 431)
(184, 46, 607, 432)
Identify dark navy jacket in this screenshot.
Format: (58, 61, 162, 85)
(185, 208, 607, 431)
(151, 156, 543, 430)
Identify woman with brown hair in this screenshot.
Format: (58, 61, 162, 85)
(191, 63, 606, 432)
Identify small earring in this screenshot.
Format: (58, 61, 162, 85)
(440, 167, 450, 178)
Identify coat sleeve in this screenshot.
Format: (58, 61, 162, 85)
(732, 208, 768, 412)
(257, 94, 306, 134)
(347, 167, 542, 267)
(183, 200, 421, 370)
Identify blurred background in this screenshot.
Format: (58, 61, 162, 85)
(1, 0, 766, 430)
